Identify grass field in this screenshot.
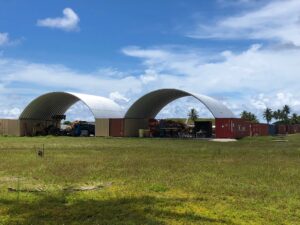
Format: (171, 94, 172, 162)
(0, 135, 300, 225)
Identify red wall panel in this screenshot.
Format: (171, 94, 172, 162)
(109, 119, 124, 137)
(215, 118, 234, 138)
(287, 125, 297, 134)
(276, 125, 287, 135)
(294, 124, 300, 133)
(215, 118, 250, 139)
(233, 119, 250, 138)
(250, 123, 269, 136)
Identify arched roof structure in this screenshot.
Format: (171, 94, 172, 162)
(125, 89, 235, 119)
(19, 92, 123, 120)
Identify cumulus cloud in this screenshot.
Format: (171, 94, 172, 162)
(37, 8, 80, 31)
(0, 59, 142, 95)
(122, 44, 300, 121)
(0, 57, 142, 119)
(109, 91, 130, 104)
(1, 41, 300, 121)
(189, 0, 300, 46)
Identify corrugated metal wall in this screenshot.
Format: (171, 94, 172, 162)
(0, 119, 20, 136)
(124, 119, 148, 137)
(268, 125, 276, 136)
(232, 119, 250, 139)
(95, 119, 110, 137)
(276, 124, 287, 135)
(287, 125, 296, 134)
(109, 119, 124, 137)
(95, 118, 149, 137)
(215, 118, 236, 138)
(215, 118, 250, 139)
(216, 120, 300, 138)
(250, 123, 269, 136)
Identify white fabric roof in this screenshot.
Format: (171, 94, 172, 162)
(125, 89, 236, 119)
(19, 92, 123, 120)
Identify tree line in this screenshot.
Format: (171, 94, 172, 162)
(241, 105, 300, 124)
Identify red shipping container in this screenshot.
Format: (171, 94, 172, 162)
(250, 123, 269, 136)
(260, 124, 269, 136)
(287, 125, 295, 134)
(294, 124, 300, 133)
(109, 119, 124, 137)
(215, 118, 250, 139)
(215, 118, 234, 138)
(234, 119, 250, 138)
(276, 125, 287, 135)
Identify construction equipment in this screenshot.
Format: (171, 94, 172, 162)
(149, 119, 189, 138)
(67, 121, 95, 136)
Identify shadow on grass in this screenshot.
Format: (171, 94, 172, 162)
(1, 192, 233, 225)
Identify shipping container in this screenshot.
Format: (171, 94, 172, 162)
(109, 119, 124, 137)
(294, 124, 300, 133)
(95, 119, 110, 137)
(287, 125, 297, 134)
(0, 119, 6, 135)
(234, 119, 250, 138)
(276, 124, 287, 135)
(215, 118, 250, 139)
(124, 118, 148, 137)
(215, 118, 233, 138)
(250, 123, 269, 136)
(0, 119, 20, 136)
(268, 124, 276, 136)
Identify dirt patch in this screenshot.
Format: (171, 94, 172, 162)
(210, 139, 237, 142)
(63, 182, 113, 192)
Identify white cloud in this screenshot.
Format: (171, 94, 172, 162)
(122, 44, 300, 121)
(0, 107, 21, 119)
(157, 97, 213, 119)
(0, 33, 9, 46)
(122, 46, 210, 76)
(140, 69, 158, 84)
(0, 57, 143, 119)
(0, 33, 20, 47)
(64, 102, 95, 122)
(96, 68, 127, 78)
(109, 91, 130, 104)
(37, 8, 80, 31)
(217, 0, 264, 7)
(189, 0, 300, 46)
(1, 42, 300, 121)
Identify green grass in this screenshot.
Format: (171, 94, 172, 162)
(0, 135, 300, 224)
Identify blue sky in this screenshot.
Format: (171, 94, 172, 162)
(0, 0, 250, 70)
(0, 0, 300, 121)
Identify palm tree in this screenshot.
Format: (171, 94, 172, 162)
(291, 113, 299, 124)
(188, 108, 199, 123)
(273, 109, 282, 121)
(283, 105, 291, 116)
(240, 111, 248, 119)
(282, 105, 291, 123)
(240, 110, 259, 123)
(263, 108, 273, 124)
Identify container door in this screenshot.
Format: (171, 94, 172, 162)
(109, 119, 124, 137)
